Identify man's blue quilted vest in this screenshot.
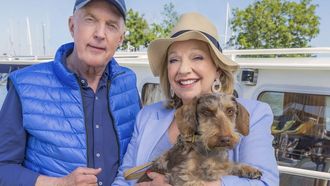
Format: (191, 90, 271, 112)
(9, 43, 141, 177)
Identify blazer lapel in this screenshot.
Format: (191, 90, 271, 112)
(136, 109, 175, 165)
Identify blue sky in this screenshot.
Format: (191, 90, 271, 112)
(0, 0, 329, 56)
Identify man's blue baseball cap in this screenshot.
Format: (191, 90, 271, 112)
(74, 0, 126, 20)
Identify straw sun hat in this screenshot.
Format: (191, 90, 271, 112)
(148, 12, 238, 76)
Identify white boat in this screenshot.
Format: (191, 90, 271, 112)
(1, 47, 330, 186)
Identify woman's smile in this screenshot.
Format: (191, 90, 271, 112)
(167, 40, 218, 104)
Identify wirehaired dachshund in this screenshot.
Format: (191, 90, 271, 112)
(137, 93, 262, 186)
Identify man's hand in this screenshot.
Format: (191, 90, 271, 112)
(36, 167, 102, 186)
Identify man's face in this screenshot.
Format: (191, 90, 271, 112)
(69, 0, 125, 67)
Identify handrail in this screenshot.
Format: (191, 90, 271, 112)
(224, 47, 330, 55)
(115, 47, 330, 58)
(1, 47, 329, 61)
(278, 165, 330, 180)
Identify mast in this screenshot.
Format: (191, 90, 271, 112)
(26, 17, 33, 56)
(8, 20, 16, 56)
(42, 23, 46, 56)
(224, 1, 230, 47)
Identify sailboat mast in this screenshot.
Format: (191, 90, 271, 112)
(42, 23, 46, 56)
(224, 1, 230, 47)
(26, 17, 33, 56)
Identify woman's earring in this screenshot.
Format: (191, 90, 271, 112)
(170, 87, 175, 98)
(212, 78, 222, 93)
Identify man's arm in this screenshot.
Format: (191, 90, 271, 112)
(0, 83, 40, 185)
(0, 83, 102, 186)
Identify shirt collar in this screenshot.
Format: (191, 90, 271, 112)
(62, 50, 109, 88)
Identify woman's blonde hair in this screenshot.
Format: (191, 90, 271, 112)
(159, 43, 237, 109)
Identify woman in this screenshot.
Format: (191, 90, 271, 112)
(113, 12, 279, 186)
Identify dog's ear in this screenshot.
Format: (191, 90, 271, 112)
(235, 102, 250, 136)
(175, 98, 198, 137)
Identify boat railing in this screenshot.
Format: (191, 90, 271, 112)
(224, 47, 330, 55)
(1, 47, 329, 64)
(113, 47, 330, 59)
(278, 165, 330, 180)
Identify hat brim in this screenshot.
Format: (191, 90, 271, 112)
(148, 31, 238, 76)
(74, 0, 126, 20)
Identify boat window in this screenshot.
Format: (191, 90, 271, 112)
(259, 91, 330, 185)
(141, 83, 164, 106)
(0, 64, 29, 108)
(0, 73, 8, 108)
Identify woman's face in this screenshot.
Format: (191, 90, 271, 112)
(167, 39, 220, 105)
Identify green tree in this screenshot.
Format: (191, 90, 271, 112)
(230, 0, 320, 49)
(121, 9, 149, 51)
(160, 2, 179, 37)
(122, 3, 178, 51)
(145, 23, 165, 45)
(149, 2, 179, 39)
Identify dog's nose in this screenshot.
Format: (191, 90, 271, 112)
(219, 136, 231, 145)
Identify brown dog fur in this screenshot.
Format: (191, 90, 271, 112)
(137, 93, 262, 185)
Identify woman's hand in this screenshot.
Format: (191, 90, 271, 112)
(204, 180, 221, 186)
(134, 172, 221, 186)
(135, 172, 171, 186)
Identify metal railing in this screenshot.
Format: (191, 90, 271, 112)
(224, 47, 330, 55)
(1, 47, 330, 62)
(278, 166, 330, 180)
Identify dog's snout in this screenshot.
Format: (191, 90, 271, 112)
(219, 136, 231, 146)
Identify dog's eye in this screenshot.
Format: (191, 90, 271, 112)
(200, 108, 214, 117)
(226, 108, 235, 116)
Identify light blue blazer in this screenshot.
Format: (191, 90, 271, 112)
(113, 98, 279, 186)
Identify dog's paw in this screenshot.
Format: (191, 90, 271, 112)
(234, 165, 262, 179)
(245, 167, 262, 179)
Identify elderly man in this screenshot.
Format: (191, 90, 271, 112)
(0, 0, 141, 185)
